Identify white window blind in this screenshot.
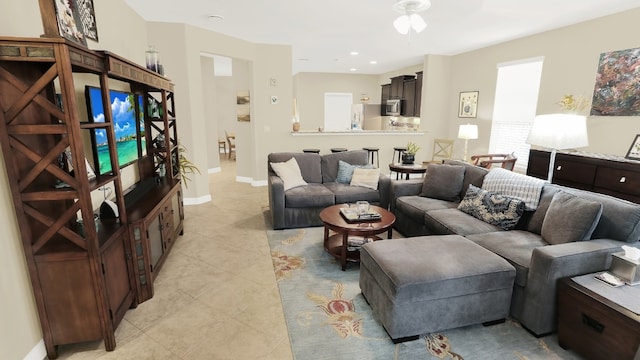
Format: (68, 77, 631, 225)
(489, 58, 544, 173)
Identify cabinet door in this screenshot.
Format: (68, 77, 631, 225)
(381, 84, 391, 115)
(101, 233, 134, 326)
(147, 214, 163, 271)
(391, 76, 404, 99)
(171, 190, 183, 235)
(403, 79, 416, 116)
(415, 72, 423, 116)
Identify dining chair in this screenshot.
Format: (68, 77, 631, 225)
(225, 130, 236, 160)
(470, 153, 517, 170)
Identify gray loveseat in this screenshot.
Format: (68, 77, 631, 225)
(268, 150, 390, 229)
(389, 160, 640, 336)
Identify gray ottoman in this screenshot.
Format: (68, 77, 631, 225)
(359, 235, 516, 342)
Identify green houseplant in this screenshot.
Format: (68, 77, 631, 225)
(177, 144, 200, 187)
(402, 141, 421, 164)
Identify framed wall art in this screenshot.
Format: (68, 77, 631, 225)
(53, 0, 87, 46)
(458, 91, 478, 118)
(591, 47, 640, 116)
(625, 134, 640, 160)
(236, 90, 250, 121)
(76, 0, 99, 41)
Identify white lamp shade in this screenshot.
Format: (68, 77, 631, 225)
(458, 124, 478, 140)
(526, 114, 589, 150)
(393, 15, 411, 34)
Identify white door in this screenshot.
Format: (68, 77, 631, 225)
(324, 93, 353, 131)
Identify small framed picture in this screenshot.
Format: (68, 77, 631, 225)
(458, 91, 479, 118)
(625, 134, 640, 160)
(53, 0, 87, 46)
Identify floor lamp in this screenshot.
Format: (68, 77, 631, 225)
(458, 124, 478, 162)
(526, 114, 589, 182)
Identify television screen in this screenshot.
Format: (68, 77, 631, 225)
(86, 86, 146, 175)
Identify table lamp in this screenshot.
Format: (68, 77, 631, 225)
(458, 124, 478, 162)
(526, 114, 588, 182)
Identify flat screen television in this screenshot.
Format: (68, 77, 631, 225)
(85, 86, 146, 175)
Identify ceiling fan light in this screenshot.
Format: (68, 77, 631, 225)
(393, 15, 411, 35)
(410, 13, 427, 33)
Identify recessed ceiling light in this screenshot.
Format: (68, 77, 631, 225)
(350, 51, 359, 56)
(369, 60, 378, 64)
(350, 68, 357, 72)
(208, 15, 224, 20)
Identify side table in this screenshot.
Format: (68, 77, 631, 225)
(557, 275, 640, 360)
(388, 163, 427, 180)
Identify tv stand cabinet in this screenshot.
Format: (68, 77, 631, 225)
(0, 37, 182, 358)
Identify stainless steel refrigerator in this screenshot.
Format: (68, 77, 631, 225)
(351, 103, 382, 130)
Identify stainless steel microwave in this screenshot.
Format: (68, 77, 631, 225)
(385, 99, 402, 116)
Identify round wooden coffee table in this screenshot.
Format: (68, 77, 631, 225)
(319, 204, 396, 270)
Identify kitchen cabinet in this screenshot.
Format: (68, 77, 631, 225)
(390, 75, 415, 99)
(527, 149, 640, 203)
(381, 83, 391, 115)
(402, 78, 417, 116)
(415, 71, 423, 116)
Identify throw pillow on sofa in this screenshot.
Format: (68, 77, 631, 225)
(541, 191, 603, 244)
(350, 167, 380, 190)
(458, 184, 525, 230)
(336, 160, 373, 184)
(270, 157, 307, 191)
(420, 164, 465, 202)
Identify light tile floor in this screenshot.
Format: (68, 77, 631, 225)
(57, 156, 293, 360)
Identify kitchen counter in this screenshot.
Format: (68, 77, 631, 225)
(291, 130, 424, 136)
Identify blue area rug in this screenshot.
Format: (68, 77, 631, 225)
(266, 227, 583, 360)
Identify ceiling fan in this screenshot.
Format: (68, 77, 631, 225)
(393, 0, 431, 34)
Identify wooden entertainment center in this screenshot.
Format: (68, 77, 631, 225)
(0, 37, 183, 358)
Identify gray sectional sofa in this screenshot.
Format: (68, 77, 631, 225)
(388, 160, 640, 336)
(268, 150, 390, 229)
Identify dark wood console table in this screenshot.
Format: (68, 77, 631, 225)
(557, 275, 640, 360)
(527, 149, 640, 203)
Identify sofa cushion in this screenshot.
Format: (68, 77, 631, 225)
(458, 185, 525, 230)
(520, 185, 560, 235)
(541, 191, 603, 244)
(420, 164, 465, 202)
(268, 152, 322, 183)
(336, 160, 373, 184)
(466, 231, 547, 287)
(324, 182, 380, 204)
(350, 167, 380, 190)
(321, 150, 368, 183)
(395, 196, 458, 224)
(425, 208, 502, 235)
(444, 160, 489, 200)
(270, 157, 308, 191)
(284, 183, 335, 208)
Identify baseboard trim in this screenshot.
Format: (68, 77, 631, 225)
(24, 339, 46, 360)
(236, 176, 252, 183)
(252, 179, 267, 187)
(183, 194, 212, 205)
(207, 167, 221, 174)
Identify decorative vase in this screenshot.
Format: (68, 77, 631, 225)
(402, 154, 415, 164)
(292, 122, 300, 132)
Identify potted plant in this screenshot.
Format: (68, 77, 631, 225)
(177, 144, 200, 187)
(402, 141, 421, 164)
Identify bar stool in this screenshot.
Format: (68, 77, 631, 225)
(393, 147, 407, 164)
(303, 149, 320, 154)
(391, 146, 407, 178)
(363, 147, 379, 168)
(330, 148, 347, 153)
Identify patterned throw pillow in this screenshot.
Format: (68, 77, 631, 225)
(336, 160, 373, 184)
(458, 184, 525, 230)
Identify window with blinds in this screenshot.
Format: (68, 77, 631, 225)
(489, 58, 544, 173)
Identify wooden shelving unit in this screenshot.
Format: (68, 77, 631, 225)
(0, 36, 183, 358)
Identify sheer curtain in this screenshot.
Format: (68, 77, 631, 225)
(489, 57, 544, 173)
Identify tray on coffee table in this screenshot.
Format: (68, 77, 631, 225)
(339, 207, 382, 223)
